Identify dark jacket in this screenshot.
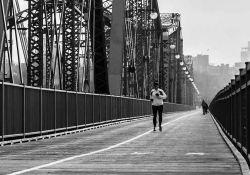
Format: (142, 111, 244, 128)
(201, 100, 208, 109)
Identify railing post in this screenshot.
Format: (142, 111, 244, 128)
(40, 86, 42, 136)
(92, 92, 94, 124)
(225, 87, 227, 131)
(76, 91, 78, 129)
(225, 86, 228, 134)
(245, 62, 249, 155)
(132, 98, 134, 118)
(141, 99, 143, 117)
(99, 94, 101, 124)
(54, 88, 56, 133)
(105, 93, 107, 121)
(1, 80, 4, 143)
(229, 83, 232, 137)
(84, 91, 86, 127)
(23, 83, 25, 138)
(230, 81, 233, 139)
(110, 95, 112, 122)
(66, 90, 68, 131)
(120, 96, 122, 119)
(239, 69, 243, 150)
(233, 78, 237, 141)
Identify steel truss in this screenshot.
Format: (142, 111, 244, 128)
(0, 0, 111, 94)
(160, 13, 182, 103)
(120, 0, 161, 98)
(0, 0, 194, 104)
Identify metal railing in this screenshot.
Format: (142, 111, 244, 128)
(209, 62, 250, 165)
(0, 81, 195, 142)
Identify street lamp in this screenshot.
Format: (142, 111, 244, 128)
(170, 44, 175, 50)
(175, 54, 180, 59)
(150, 12, 158, 19)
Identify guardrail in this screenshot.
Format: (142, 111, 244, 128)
(209, 62, 250, 165)
(0, 81, 195, 143)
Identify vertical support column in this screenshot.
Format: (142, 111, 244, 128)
(109, 0, 126, 95)
(176, 58, 181, 104)
(27, 0, 43, 87)
(44, 2, 53, 88)
(162, 39, 170, 102)
(91, 0, 109, 94)
(62, 1, 80, 91)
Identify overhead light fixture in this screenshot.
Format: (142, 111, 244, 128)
(175, 55, 180, 59)
(150, 12, 158, 19)
(170, 44, 175, 50)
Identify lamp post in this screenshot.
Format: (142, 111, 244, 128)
(142, 8, 161, 99)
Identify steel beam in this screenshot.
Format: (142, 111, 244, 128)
(108, 0, 126, 95)
(27, 0, 43, 87)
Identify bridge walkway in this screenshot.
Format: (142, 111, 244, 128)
(0, 110, 249, 175)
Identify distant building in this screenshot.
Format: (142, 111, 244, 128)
(240, 41, 250, 62)
(192, 54, 236, 103)
(208, 64, 235, 80)
(233, 41, 250, 73)
(235, 62, 245, 73)
(192, 54, 209, 73)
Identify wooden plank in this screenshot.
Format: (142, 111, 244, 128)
(0, 111, 243, 174)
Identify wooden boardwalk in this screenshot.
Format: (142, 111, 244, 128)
(0, 110, 248, 175)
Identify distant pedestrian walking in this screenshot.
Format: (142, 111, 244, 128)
(201, 100, 208, 115)
(150, 82, 167, 132)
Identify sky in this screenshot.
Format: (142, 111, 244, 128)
(158, 0, 250, 66)
(17, 0, 250, 66)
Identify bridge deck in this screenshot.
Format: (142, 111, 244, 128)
(0, 110, 247, 174)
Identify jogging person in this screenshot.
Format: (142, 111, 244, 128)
(150, 82, 167, 132)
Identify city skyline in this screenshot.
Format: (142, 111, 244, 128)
(158, 0, 250, 66)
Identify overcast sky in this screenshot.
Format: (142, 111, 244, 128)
(18, 0, 250, 66)
(158, 0, 250, 66)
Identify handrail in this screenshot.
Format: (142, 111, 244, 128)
(209, 62, 250, 166)
(0, 82, 195, 145)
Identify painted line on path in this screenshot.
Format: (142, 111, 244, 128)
(8, 110, 199, 175)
